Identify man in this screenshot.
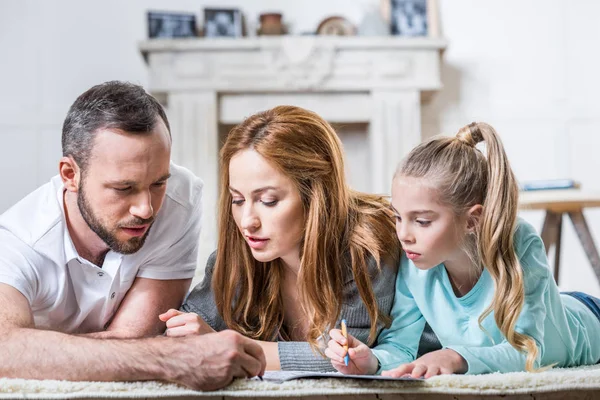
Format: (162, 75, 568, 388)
(0, 81, 265, 390)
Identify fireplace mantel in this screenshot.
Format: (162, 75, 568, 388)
(140, 36, 446, 273)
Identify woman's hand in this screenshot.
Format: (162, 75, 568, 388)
(324, 328, 379, 375)
(381, 348, 467, 378)
(159, 309, 216, 337)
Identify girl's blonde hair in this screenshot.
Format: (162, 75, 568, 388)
(213, 105, 400, 350)
(396, 122, 539, 372)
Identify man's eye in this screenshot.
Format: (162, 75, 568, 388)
(114, 187, 131, 192)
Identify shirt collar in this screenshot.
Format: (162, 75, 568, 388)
(54, 179, 80, 265)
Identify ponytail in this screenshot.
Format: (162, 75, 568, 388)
(463, 123, 539, 372)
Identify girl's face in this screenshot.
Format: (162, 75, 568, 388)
(229, 149, 305, 270)
(391, 176, 471, 270)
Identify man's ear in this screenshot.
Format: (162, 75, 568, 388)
(59, 156, 80, 193)
(466, 204, 483, 234)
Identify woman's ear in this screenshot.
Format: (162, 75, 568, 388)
(466, 204, 483, 234)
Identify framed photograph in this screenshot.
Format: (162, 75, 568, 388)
(147, 11, 197, 39)
(383, 0, 439, 37)
(203, 8, 243, 38)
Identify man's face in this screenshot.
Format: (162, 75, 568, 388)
(77, 120, 171, 254)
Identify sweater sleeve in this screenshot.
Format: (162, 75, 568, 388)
(278, 341, 336, 371)
(180, 251, 228, 331)
(371, 258, 425, 372)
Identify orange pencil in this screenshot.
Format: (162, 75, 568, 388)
(341, 319, 349, 366)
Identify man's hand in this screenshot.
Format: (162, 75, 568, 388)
(324, 328, 379, 375)
(381, 348, 467, 378)
(166, 330, 266, 390)
(159, 309, 216, 336)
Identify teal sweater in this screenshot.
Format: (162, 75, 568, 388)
(373, 219, 600, 374)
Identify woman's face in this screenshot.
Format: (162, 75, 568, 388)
(229, 149, 305, 269)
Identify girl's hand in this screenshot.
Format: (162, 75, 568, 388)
(324, 328, 379, 375)
(159, 309, 216, 337)
(381, 349, 468, 378)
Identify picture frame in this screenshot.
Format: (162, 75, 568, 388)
(147, 11, 197, 39)
(382, 0, 440, 37)
(203, 8, 243, 38)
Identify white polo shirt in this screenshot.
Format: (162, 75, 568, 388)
(0, 162, 203, 333)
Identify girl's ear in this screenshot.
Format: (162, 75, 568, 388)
(466, 204, 483, 234)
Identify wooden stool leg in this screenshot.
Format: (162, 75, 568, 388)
(541, 212, 558, 252)
(540, 212, 562, 283)
(554, 215, 562, 284)
(568, 211, 600, 285)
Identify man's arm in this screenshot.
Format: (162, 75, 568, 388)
(86, 277, 191, 339)
(0, 283, 265, 390)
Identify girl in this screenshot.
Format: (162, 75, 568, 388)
(326, 122, 600, 377)
(160, 106, 439, 371)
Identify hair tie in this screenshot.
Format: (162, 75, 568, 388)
(457, 122, 483, 147)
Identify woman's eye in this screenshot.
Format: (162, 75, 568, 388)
(416, 220, 431, 227)
(262, 200, 278, 207)
(232, 199, 244, 205)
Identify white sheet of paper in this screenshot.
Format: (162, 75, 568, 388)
(259, 370, 424, 382)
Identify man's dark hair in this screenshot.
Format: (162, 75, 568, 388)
(62, 81, 171, 171)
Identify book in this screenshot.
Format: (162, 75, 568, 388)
(258, 370, 424, 382)
(520, 179, 580, 192)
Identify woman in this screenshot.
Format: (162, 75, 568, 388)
(161, 105, 437, 371)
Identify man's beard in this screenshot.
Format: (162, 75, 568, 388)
(77, 184, 154, 254)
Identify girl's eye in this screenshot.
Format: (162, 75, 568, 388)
(232, 199, 244, 205)
(416, 220, 431, 227)
(262, 200, 278, 207)
(394, 215, 402, 222)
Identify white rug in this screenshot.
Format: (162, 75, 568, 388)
(2, 364, 600, 398)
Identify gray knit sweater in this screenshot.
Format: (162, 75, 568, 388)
(181, 251, 440, 371)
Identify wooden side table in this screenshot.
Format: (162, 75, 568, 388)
(519, 189, 600, 284)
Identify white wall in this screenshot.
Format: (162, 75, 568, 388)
(1, 0, 599, 295)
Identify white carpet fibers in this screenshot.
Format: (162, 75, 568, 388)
(2, 364, 600, 398)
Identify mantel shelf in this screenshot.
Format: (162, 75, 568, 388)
(140, 36, 448, 57)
